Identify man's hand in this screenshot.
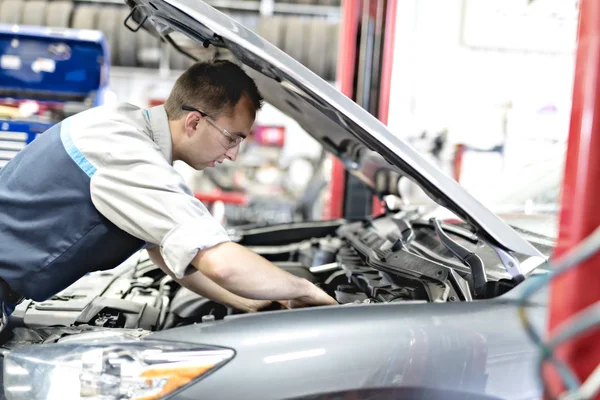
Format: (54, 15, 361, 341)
(244, 289, 338, 312)
(273, 286, 338, 309)
(293, 284, 338, 307)
(243, 299, 281, 312)
(244, 286, 337, 311)
(193, 242, 340, 305)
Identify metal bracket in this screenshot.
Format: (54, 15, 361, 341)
(491, 245, 525, 281)
(430, 218, 487, 295)
(124, 5, 148, 33)
(448, 268, 473, 301)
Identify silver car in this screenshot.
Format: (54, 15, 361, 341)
(0, 1, 552, 399)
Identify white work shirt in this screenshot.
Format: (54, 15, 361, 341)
(69, 102, 230, 278)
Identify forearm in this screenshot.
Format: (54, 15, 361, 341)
(193, 242, 315, 301)
(178, 271, 257, 311)
(147, 247, 254, 311)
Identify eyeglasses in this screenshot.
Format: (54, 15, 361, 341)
(181, 105, 245, 149)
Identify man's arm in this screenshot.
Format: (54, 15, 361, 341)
(147, 247, 270, 312)
(191, 242, 337, 306)
(87, 131, 332, 304)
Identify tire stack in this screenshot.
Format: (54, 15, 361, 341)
(0, 0, 340, 79)
(255, 15, 339, 81)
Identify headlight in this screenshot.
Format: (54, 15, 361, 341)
(3, 339, 234, 400)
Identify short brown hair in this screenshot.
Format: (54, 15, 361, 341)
(165, 60, 263, 120)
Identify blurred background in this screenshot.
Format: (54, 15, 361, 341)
(0, 0, 577, 236)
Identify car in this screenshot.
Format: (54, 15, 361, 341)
(0, 1, 553, 399)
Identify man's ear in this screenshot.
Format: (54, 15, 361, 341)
(183, 113, 200, 136)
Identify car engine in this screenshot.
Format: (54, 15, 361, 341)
(0, 214, 536, 350)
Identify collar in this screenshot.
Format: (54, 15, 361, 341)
(146, 105, 173, 164)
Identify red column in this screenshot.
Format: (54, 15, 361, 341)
(327, 0, 362, 219)
(377, 0, 397, 126)
(371, 0, 398, 217)
(546, 0, 600, 397)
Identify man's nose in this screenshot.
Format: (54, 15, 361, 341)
(225, 144, 240, 161)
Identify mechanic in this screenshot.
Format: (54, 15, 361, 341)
(0, 60, 337, 331)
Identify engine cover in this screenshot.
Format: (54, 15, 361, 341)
(10, 258, 163, 330)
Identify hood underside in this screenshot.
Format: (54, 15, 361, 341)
(124, 0, 542, 259)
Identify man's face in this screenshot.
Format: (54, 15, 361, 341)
(183, 96, 255, 170)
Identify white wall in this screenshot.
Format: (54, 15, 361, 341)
(388, 0, 576, 140)
(386, 0, 576, 206)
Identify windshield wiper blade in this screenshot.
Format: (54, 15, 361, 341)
(430, 218, 487, 296)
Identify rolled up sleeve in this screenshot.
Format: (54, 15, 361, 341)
(160, 220, 230, 277)
(89, 145, 230, 279)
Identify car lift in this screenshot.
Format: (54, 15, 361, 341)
(546, 0, 600, 397)
(327, 0, 397, 221)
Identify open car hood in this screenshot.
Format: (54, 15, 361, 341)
(124, 0, 542, 260)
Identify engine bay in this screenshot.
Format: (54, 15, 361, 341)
(0, 213, 543, 350)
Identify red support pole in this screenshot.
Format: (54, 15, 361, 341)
(327, 0, 362, 219)
(371, 0, 398, 217)
(546, 0, 600, 396)
(377, 0, 397, 126)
